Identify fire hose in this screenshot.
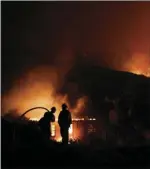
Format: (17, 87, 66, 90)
(19, 107, 49, 120)
(13, 107, 49, 147)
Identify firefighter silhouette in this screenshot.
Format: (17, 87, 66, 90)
(38, 107, 56, 140)
(58, 104, 72, 144)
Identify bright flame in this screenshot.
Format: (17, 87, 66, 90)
(2, 66, 88, 120)
(69, 124, 73, 134)
(30, 118, 38, 121)
(51, 123, 55, 137)
(35, 117, 96, 142)
(123, 53, 150, 77)
(57, 137, 62, 142)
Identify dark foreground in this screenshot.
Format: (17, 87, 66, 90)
(2, 117, 150, 168)
(2, 141, 150, 168)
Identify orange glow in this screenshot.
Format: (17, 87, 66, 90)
(29, 118, 96, 142)
(123, 53, 150, 77)
(69, 124, 73, 134)
(70, 97, 88, 116)
(1, 66, 92, 143)
(57, 137, 62, 142)
(2, 66, 88, 120)
(53, 118, 96, 141)
(30, 118, 38, 121)
(51, 122, 56, 137)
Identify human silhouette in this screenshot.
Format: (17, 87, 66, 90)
(38, 107, 56, 140)
(58, 104, 72, 145)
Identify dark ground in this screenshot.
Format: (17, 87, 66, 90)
(2, 117, 150, 168)
(2, 140, 150, 168)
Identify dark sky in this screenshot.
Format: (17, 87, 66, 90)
(2, 1, 150, 93)
(1, 1, 150, 122)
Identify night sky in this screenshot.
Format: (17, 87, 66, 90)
(2, 2, 150, 118)
(2, 1, 150, 90)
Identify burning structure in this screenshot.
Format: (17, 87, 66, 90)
(53, 118, 97, 142)
(30, 117, 97, 142)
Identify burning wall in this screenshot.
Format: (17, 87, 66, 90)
(29, 117, 97, 142)
(50, 118, 97, 142)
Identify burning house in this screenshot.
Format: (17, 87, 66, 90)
(51, 117, 97, 142)
(30, 117, 97, 142)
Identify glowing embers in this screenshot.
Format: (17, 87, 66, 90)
(51, 122, 56, 137)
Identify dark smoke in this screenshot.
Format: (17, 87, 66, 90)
(2, 2, 150, 120)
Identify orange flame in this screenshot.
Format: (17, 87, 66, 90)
(2, 66, 88, 120)
(123, 53, 150, 77)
